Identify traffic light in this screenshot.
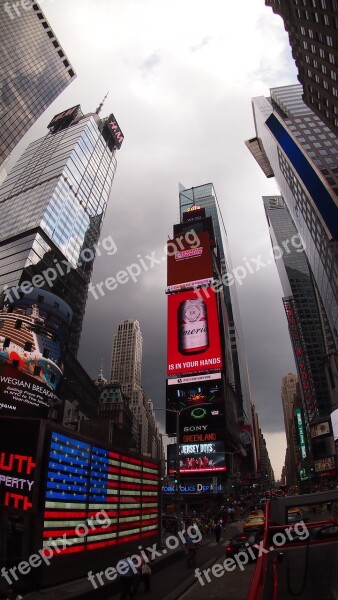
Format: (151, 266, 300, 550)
(172, 471, 179, 484)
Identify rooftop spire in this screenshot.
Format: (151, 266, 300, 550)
(96, 91, 109, 115)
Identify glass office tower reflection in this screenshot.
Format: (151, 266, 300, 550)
(246, 85, 338, 353)
(0, 0, 76, 167)
(263, 195, 331, 422)
(0, 106, 124, 353)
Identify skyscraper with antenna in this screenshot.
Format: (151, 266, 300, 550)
(0, 103, 124, 354)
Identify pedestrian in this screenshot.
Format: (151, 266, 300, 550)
(4, 587, 23, 600)
(140, 558, 152, 592)
(119, 553, 136, 600)
(214, 521, 222, 543)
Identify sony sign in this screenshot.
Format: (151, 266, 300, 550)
(183, 425, 209, 432)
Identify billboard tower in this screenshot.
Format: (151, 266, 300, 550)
(0, 105, 124, 355)
(165, 186, 253, 510)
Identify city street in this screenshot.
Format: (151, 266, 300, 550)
(106, 521, 255, 600)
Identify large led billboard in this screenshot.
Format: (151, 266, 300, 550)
(0, 289, 72, 417)
(167, 231, 213, 292)
(167, 441, 226, 474)
(165, 373, 225, 434)
(0, 418, 40, 511)
(314, 456, 336, 473)
(167, 288, 222, 376)
(42, 431, 160, 554)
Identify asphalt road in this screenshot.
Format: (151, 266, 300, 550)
(107, 520, 254, 600)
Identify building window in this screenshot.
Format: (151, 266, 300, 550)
(3, 338, 11, 349)
(33, 366, 41, 376)
(14, 320, 22, 330)
(24, 342, 33, 352)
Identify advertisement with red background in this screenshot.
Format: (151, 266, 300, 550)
(167, 231, 213, 291)
(167, 288, 222, 376)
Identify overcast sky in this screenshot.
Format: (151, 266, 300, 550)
(6, 0, 300, 479)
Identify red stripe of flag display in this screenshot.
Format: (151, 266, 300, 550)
(43, 432, 159, 555)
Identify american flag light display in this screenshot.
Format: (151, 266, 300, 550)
(43, 432, 159, 555)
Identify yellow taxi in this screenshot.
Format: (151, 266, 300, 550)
(248, 509, 264, 519)
(287, 507, 303, 523)
(243, 514, 265, 532)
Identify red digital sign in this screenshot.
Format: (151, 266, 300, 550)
(167, 288, 222, 376)
(283, 298, 318, 421)
(0, 419, 40, 511)
(167, 231, 213, 292)
(47, 105, 81, 130)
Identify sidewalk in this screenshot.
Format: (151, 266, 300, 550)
(107, 522, 253, 600)
(21, 544, 183, 600)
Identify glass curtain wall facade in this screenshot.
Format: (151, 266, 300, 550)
(246, 85, 338, 355)
(0, 109, 120, 354)
(178, 183, 253, 426)
(0, 0, 76, 167)
(263, 195, 331, 421)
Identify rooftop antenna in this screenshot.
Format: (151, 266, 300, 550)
(96, 91, 109, 115)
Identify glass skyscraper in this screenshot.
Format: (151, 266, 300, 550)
(0, 0, 76, 167)
(246, 84, 338, 356)
(263, 195, 331, 422)
(0, 105, 123, 353)
(178, 183, 253, 426)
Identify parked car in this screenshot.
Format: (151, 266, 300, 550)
(225, 531, 263, 560)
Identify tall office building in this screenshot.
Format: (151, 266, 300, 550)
(178, 183, 253, 426)
(110, 319, 163, 458)
(281, 373, 298, 439)
(246, 85, 338, 361)
(0, 0, 76, 167)
(266, 0, 338, 135)
(263, 195, 331, 421)
(281, 373, 299, 486)
(0, 105, 124, 353)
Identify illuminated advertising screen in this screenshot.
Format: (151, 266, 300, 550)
(173, 217, 216, 248)
(167, 288, 223, 376)
(105, 113, 124, 149)
(310, 421, 331, 439)
(165, 374, 225, 434)
(283, 298, 318, 421)
(182, 207, 206, 222)
(295, 408, 307, 460)
(0, 419, 40, 511)
(314, 456, 336, 473)
(167, 441, 226, 473)
(162, 477, 224, 494)
(42, 431, 160, 555)
(48, 105, 81, 129)
(167, 231, 213, 292)
(0, 289, 72, 417)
